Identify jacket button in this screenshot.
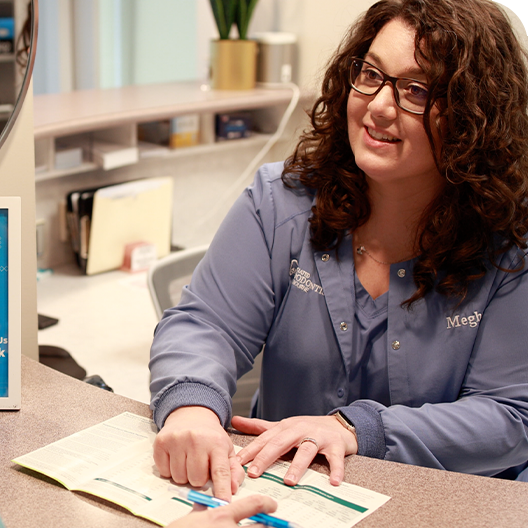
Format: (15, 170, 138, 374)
(391, 340, 401, 350)
(337, 388, 344, 398)
(322, 253, 330, 262)
(397, 268, 406, 278)
(340, 322, 348, 331)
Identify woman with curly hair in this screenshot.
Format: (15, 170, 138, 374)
(149, 0, 528, 501)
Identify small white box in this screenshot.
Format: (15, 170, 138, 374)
(92, 141, 139, 171)
(55, 137, 85, 170)
(121, 241, 158, 273)
(55, 147, 83, 171)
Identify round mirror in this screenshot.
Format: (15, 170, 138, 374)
(0, 0, 38, 150)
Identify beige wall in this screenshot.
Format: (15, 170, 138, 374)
(274, 1, 527, 92)
(498, 4, 528, 49)
(277, 0, 376, 91)
(0, 85, 38, 360)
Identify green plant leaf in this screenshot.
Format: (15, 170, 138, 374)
(236, 0, 259, 40)
(210, 0, 237, 40)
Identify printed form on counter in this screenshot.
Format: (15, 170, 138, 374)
(12, 412, 390, 527)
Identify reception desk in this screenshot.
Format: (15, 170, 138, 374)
(1, 357, 527, 527)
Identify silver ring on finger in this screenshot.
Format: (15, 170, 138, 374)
(298, 437, 319, 450)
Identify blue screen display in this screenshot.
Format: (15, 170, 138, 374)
(0, 209, 8, 397)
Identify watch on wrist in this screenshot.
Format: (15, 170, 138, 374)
(334, 411, 357, 439)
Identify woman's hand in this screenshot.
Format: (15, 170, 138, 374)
(153, 406, 245, 502)
(166, 494, 278, 528)
(232, 414, 358, 487)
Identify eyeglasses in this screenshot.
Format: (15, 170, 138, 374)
(349, 58, 429, 115)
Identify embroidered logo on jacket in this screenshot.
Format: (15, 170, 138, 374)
(446, 311, 482, 329)
(290, 260, 324, 295)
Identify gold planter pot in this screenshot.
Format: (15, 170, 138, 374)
(210, 39, 258, 90)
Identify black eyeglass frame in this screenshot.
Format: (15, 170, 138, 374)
(349, 57, 429, 116)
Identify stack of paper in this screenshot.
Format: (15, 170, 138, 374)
(92, 141, 139, 170)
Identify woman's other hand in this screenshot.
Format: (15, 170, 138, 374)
(166, 494, 278, 528)
(153, 406, 245, 501)
(232, 414, 358, 487)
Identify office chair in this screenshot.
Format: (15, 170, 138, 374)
(147, 245, 262, 417)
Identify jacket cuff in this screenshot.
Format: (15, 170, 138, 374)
(331, 401, 386, 459)
(151, 381, 231, 429)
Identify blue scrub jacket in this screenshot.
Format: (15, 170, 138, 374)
(150, 162, 528, 480)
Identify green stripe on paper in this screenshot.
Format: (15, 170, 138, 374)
(171, 496, 192, 507)
(94, 478, 152, 501)
(254, 471, 368, 513)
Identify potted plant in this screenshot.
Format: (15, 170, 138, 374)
(209, 0, 259, 90)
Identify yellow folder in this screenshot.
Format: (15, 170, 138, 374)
(86, 177, 173, 275)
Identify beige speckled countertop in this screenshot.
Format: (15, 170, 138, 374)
(1, 357, 527, 528)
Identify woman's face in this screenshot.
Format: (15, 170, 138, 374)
(347, 18, 444, 196)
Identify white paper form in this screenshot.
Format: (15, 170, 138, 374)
(232, 455, 390, 528)
(13, 412, 390, 527)
(13, 413, 191, 526)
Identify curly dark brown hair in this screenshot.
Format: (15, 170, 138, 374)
(283, 0, 528, 306)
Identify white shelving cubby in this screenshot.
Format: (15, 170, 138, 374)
(33, 81, 310, 270)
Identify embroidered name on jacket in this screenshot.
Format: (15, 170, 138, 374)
(446, 311, 482, 329)
(290, 260, 324, 295)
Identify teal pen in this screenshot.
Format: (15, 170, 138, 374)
(178, 489, 303, 528)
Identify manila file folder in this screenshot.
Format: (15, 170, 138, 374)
(86, 177, 172, 275)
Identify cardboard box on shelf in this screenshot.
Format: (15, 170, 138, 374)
(215, 112, 252, 141)
(170, 115, 200, 148)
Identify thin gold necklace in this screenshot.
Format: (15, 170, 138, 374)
(356, 245, 415, 265)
